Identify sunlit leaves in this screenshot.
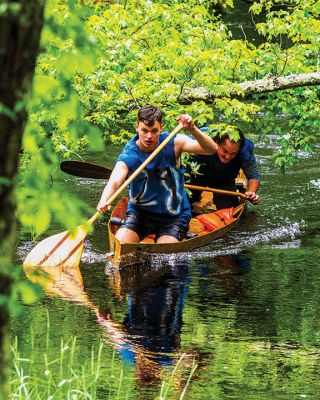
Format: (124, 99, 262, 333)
(251, 0, 320, 45)
(55, 51, 96, 77)
(79, 0, 232, 137)
(14, 281, 41, 305)
(75, 0, 319, 164)
(18, 0, 320, 238)
(242, 0, 320, 167)
(17, 0, 105, 237)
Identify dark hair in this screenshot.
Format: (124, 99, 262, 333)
(137, 105, 163, 125)
(214, 127, 245, 148)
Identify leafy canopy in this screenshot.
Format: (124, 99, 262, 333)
(19, 0, 320, 236)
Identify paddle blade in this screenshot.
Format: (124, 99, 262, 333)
(60, 161, 111, 179)
(23, 225, 89, 268)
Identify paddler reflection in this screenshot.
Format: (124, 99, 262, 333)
(24, 259, 192, 387)
(106, 262, 190, 371)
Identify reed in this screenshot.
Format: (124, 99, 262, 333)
(9, 335, 132, 399)
(9, 316, 197, 399)
(158, 353, 198, 400)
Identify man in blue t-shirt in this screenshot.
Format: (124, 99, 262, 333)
(97, 105, 218, 244)
(188, 127, 261, 210)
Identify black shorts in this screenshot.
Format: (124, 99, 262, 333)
(122, 210, 189, 242)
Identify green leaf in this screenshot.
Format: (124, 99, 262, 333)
(34, 204, 51, 235)
(17, 281, 41, 304)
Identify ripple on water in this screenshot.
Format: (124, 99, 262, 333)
(310, 179, 320, 189)
(81, 241, 106, 264)
(192, 221, 302, 259)
(100, 220, 302, 268)
(16, 241, 33, 264)
(263, 239, 301, 249)
(235, 222, 301, 245)
(16, 218, 302, 272)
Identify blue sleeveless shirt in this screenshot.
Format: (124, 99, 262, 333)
(116, 133, 191, 223)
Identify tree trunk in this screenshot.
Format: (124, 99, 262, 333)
(178, 72, 320, 104)
(0, 1, 44, 398)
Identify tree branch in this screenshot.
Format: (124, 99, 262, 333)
(177, 72, 320, 104)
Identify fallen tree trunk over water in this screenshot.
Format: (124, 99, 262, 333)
(178, 72, 320, 104)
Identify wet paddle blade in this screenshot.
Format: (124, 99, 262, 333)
(23, 226, 88, 268)
(23, 212, 100, 268)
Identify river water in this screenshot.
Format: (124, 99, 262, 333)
(12, 135, 320, 399)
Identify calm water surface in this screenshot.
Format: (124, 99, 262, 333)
(12, 136, 320, 399)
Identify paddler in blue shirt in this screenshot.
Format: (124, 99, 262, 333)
(188, 127, 261, 210)
(97, 104, 218, 244)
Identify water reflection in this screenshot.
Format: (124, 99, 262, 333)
(108, 263, 190, 353)
(24, 252, 253, 388)
(98, 261, 192, 387)
(24, 260, 192, 387)
(191, 251, 252, 304)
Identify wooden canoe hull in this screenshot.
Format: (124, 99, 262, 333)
(108, 196, 246, 267)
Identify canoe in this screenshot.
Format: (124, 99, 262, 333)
(108, 180, 247, 267)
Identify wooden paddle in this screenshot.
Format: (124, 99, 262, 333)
(184, 184, 247, 200)
(24, 123, 184, 268)
(60, 160, 247, 199)
(60, 160, 111, 179)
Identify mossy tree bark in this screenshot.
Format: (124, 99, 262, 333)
(178, 72, 320, 104)
(0, 1, 44, 398)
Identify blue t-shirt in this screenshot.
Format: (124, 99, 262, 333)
(116, 133, 191, 223)
(199, 127, 260, 181)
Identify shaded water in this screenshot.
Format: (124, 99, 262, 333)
(12, 135, 320, 398)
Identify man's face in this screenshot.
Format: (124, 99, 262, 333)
(217, 138, 240, 163)
(136, 120, 163, 152)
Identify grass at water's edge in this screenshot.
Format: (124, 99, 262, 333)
(9, 332, 197, 399)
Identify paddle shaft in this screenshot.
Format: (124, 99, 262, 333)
(185, 184, 247, 200)
(61, 160, 247, 200)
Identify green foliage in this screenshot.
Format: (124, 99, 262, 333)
(74, 0, 319, 166)
(251, 0, 320, 45)
(19, 0, 104, 237)
(0, 264, 42, 318)
(19, 0, 320, 236)
(77, 0, 229, 136)
(248, 0, 320, 168)
(9, 318, 197, 399)
(18, 141, 90, 237)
